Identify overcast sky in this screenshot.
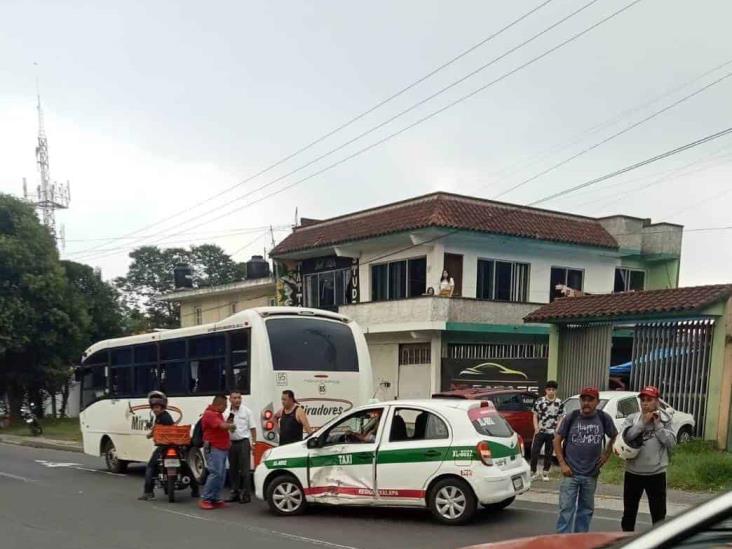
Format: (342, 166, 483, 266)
(1, 0, 730, 284)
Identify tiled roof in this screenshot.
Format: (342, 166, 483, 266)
(524, 285, 732, 323)
(271, 192, 619, 255)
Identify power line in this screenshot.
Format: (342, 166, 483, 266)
(70, 0, 556, 258)
(492, 70, 732, 199)
(83, 0, 645, 265)
(530, 126, 732, 206)
(64, 225, 289, 244)
(470, 56, 732, 190)
(346, 126, 732, 269)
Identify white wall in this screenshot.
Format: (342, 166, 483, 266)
(357, 234, 620, 304)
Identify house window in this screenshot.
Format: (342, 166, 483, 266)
(614, 268, 645, 293)
(399, 343, 431, 365)
(371, 257, 426, 301)
(194, 307, 203, 325)
(303, 268, 350, 310)
(550, 267, 584, 301)
(476, 259, 530, 302)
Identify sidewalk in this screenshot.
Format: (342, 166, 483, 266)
(519, 475, 715, 516)
(0, 433, 83, 453)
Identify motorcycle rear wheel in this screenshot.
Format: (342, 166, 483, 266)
(167, 477, 176, 503)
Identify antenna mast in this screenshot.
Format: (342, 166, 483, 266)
(23, 65, 70, 248)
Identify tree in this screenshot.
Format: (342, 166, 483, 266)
(0, 194, 90, 418)
(114, 244, 246, 329)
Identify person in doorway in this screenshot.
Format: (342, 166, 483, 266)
(555, 387, 618, 534)
(438, 270, 455, 297)
(198, 394, 236, 510)
(277, 390, 313, 445)
(620, 386, 676, 532)
(226, 391, 256, 504)
(138, 391, 175, 501)
(531, 380, 564, 481)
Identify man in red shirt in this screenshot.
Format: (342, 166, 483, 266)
(199, 394, 235, 510)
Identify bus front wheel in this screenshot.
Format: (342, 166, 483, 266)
(103, 439, 128, 474)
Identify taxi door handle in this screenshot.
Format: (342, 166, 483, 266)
(423, 450, 441, 457)
(355, 452, 373, 461)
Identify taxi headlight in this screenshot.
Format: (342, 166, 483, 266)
(262, 449, 272, 461)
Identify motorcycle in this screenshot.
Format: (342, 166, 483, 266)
(20, 405, 42, 436)
(155, 443, 197, 503)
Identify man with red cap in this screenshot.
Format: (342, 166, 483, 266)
(554, 386, 618, 533)
(619, 385, 676, 532)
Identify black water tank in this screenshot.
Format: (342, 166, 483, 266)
(246, 255, 270, 279)
(173, 263, 194, 289)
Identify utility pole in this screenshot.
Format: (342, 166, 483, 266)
(23, 67, 70, 248)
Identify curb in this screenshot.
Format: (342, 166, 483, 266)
(0, 435, 83, 454)
(523, 487, 691, 516)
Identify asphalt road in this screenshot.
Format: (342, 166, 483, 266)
(0, 443, 648, 549)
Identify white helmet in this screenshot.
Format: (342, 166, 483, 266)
(613, 426, 643, 461)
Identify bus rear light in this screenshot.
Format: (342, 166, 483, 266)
(265, 421, 274, 431)
(517, 434, 525, 456)
(263, 410, 273, 420)
(266, 432, 276, 441)
(477, 441, 493, 466)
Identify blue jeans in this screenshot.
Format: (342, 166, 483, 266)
(557, 475, 598, 533)
(201, 447, 228, 503)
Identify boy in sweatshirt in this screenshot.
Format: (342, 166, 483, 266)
(620, 386, 677, 531)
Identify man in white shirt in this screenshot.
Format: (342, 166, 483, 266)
(226, 391, 256, 504)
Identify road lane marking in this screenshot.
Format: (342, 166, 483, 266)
(0, 471, 38, 483)
(34, 459, 126, 476)
(154, 506, 363, 549)
(512, 503, 651, 525)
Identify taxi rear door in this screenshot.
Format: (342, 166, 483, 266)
(375, 406, 452, 505)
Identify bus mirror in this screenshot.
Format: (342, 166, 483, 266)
(73, 367, 82, 382)
(306, 437, 320, 449)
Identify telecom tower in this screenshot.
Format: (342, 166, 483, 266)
(23, 84, 70, 247)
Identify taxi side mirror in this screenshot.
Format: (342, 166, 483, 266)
(306, 437, 321, 449)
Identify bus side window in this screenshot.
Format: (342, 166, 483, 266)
(229, 329, 250, 395)
(189, 335, 226, 394)
(81, 350, 108, 409)
(133, 344, 157, 397)
(160, 339, 187, 395)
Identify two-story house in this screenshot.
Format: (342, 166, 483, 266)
(271, 191, 683, 400)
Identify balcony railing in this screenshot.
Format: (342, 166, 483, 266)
(338, 296, 543, 333)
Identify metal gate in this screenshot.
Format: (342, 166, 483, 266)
(630, 319, 715, 437)
(558, 323, 613, 398)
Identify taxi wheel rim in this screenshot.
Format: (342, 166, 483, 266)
(436, 486, 467, 520)
(273, 482, 302, 513)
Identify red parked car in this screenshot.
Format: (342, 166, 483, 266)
(432, 388, 537, 455)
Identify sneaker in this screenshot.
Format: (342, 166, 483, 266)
(198, 500, 215, 510)
(213, 501, 228, 509)
(542, 472, 550, 481)
(226, 493, 240, 503)
(239, 494, 251, 504)
(137, 493, 155, 501)
(531, 472, 541, 481)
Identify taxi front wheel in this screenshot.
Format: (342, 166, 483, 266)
(266, 475, 307, 516)
(428, 478, 477, 525)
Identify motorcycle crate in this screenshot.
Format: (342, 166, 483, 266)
(153, 425, 192, 446)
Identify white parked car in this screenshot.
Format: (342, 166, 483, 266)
(563, 391, 695, 443)
(254, 399, 531, 525)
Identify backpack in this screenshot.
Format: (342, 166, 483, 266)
(191, 418, 204, 448)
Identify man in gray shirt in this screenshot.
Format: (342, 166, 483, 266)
(620, 386, 676, 531)
(554, 387, 618, 533)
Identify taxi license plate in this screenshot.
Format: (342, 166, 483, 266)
(163, 459, 180, 467)
(512, 475, 524, 491)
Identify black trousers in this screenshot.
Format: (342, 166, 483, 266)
(228, 439, 252, 496)
(143, 446, 199, 496)
(622, 471, 667, 532)
(530, 432, 554, 472)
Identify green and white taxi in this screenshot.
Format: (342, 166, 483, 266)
(254, 399, 530, 524)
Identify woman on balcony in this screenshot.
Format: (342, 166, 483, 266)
(439, 270, 455, 297)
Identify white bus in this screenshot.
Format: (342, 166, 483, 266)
(78, 307, 373, 479)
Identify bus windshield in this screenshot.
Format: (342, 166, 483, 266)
(266, 317, 358, 372)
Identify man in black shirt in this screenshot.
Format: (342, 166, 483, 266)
(138, 392, 175, 501)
